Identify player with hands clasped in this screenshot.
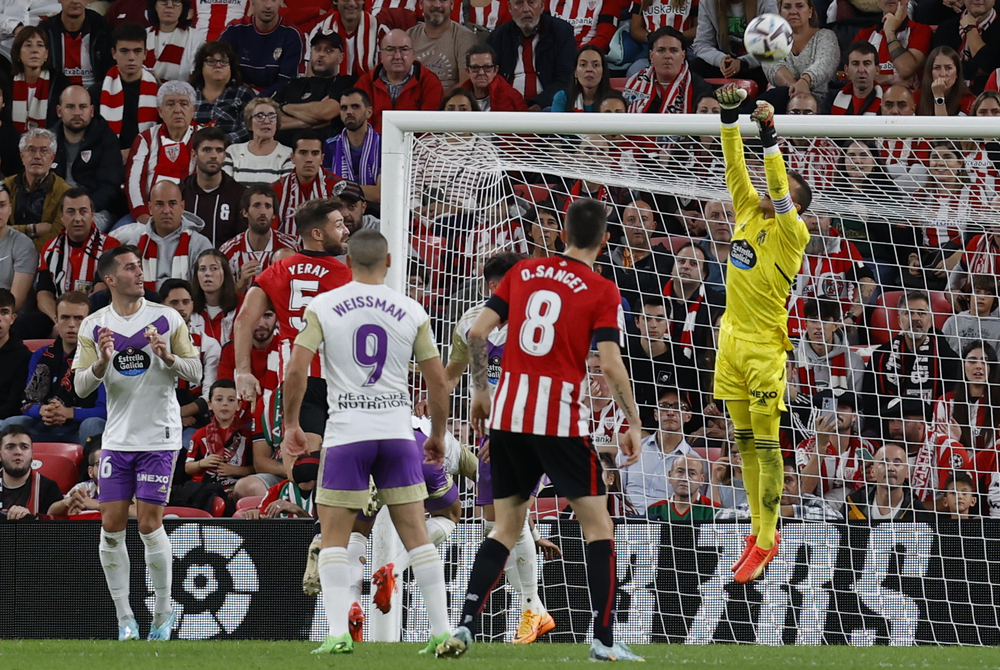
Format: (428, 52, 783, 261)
(436, 200, 644, 662)
(281, 229, 453, 656)
(73, 245, 204, 642)
(712, 84, 812, 583)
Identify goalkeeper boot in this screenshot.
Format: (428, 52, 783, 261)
(348, 602, 365, 643)
(733, 531, 781, 584)
(589, 640, 645, 662)
(513, 609, 556, 644)
(302, 534, 322, 597)
(372, 563, 397, 614)
(434, 626, 472, 658)
(147, 610, 177, 641)
(419, 632, 451, 655)
(312, 632, 353, 655)
(118, 618, 140, 641)
(731, 535, 757, 573)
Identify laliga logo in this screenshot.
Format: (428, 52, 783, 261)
(145, 524, 259, 639)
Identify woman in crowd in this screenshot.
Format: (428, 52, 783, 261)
(189, 249, 242, 345)
(918, 46, 976, 116)
(761, 0, 839, 106)
(551, 45, 613, 112)
(964, 91, 1000, 211)
(691, 0, 778, 85)
(146, 0, 202, 83)
(942, 276, 1000, 355)
(9, 27, 67, 133)
(224, 97, 293, 184)
(190, 41, 256, 144)
(934, 340, 1000, 455)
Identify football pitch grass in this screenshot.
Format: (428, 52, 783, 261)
(1, 641, 998, 670)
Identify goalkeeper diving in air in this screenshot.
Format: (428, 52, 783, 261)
(713, 83, 811, 583)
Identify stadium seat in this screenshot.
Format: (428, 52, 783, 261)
(32, 454, 81, 495)
(705, 78, 759, 99)
(236, 495, 263, 512)
(163, 506, 213, 518)
(66, 511, 102, 521)
(23, 339, 54, 352)
(512, 183, 552, 206)
(33, 442, 84, 466)
(530, 496, 565, 520)
(869, 290, 953, 345)
(610, 77, 628, 91)
(210, 496, 227, 518)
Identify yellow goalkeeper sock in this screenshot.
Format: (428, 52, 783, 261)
(728, 400, 760, 537)
(751, 409, 783, 551)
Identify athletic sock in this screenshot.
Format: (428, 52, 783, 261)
(100, 528, 134, 627)
(318, 547, 351, 638)
(389, 517, 457, 578)
(139, 526, 173, 626)
(460, 537, 510, 635)
(735, 430, 761, 537)
(347, 532, 367, 603)
(586, 539, 616, 648)
(409, 543, 450, 637)
(512, 519, 545, 616)
(755, 444, 783, 550)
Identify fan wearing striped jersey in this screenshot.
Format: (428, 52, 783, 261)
(436, 200, 644, 662)
(712, 83, 812, 584)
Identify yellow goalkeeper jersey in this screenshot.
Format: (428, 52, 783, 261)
(719, 124, 809, 351)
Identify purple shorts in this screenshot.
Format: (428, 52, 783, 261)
(318, 439, 426, 509)
(99, 450, 176, 506)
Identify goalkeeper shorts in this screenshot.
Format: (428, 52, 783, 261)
(713, 331, 788, 415)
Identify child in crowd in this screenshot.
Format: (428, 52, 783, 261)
(185, 379, 253, 498)
(943, 472, 977, 519)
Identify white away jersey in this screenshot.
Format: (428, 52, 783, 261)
(296, 282, 439, 447)
(449, 301, 508, 397)
(73, 300, 201, 451)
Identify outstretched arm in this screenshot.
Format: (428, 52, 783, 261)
(750, 99, 800, 232)
(715, 84, 761, 222)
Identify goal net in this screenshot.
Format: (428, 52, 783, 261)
(377, 112, 1000, 646)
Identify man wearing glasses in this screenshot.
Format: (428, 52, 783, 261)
(458, 43, 528, 111)
(4, 128, 71, 251)
(356, 30, 443, 134)
(780, 93, 839, 193)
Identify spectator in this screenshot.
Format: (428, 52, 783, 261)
(457, 0, 512, 31)
(1, 291, 106, 445)
(180, 127, 247, 247)
(145, 0, 200, 82)
(624, 27, 712, 113)
(307, 0, 385, 77)
(762, 0, 838, 106)
(338, 181, 379, 233)
(551, 45, 612, 112)
(219, 0, 304, 98)
(855, 0, 932, 88)
(0, 425, 64, 518)
(965, 91, 1000, 207)
(933, 340, 1000, 453)
(189, 249, 241, 344)
(221, 185, 299, 293)
(185, 379, 254, 498)
(942, 471, 977, 518)
(271, 131, 344, 237)
(663, 242, 724, 387)
(585, 349, 629, 453)
(124, 80, 199, 224)
(845, 443, 933, 522)
(0, 188, 37, 314)
(621, 388, 696, 515)
(825, 41, 882, 115)
(5, 128, 71, 251)
(625, 296, 680, 427)
(790, 299, 866, 409)
(698, 200, 733, 295)
(0, 1, 63, 36)
(36, 189, 120, 324)
(408, 0, 480, 90)
(865, 291, 961, 415)
(0, 289, 32, 421)
(0, 85, 26, 179)
(101, 22, 159, 159)
(933, 0, 1000, 94)
(53, 86, 125, 231)
(878, 85, 930, 193)
(780, 95, 839, 193)
(646, 453, 716, 521)
(10, 26, 70, 133)
(39, 0, 114, 92)
(324, 88, 382, 202)
(224, 98, 294, 185)
(551, 0, 626, 52)
(193, 0, 251, 42)
(47, 443, 111, 516)
(596, 452, 638, 518)
(190, 41, 256, 145)
(525, 199, 562, 258)
(602, 199, 673, 307)
(488, 0, 575, 111)
(918, 46, 976, 116)
(709, 446, 746, 509)
(356, 29, 444, 133)
(794, 390, 876, 508)
(630, 0, 700, 75)
(913, 0, 964, 26)
(691, 0, 777, 82)
(942, 277, 1000, 354)
(898, 397, 972, 507)
(113, 180, 214, 292)
(274, 31, 358, 146)
(717, 454, 844, 521)
(459, 43, 528, 112)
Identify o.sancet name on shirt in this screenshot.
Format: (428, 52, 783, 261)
(521, 265, 589, 293)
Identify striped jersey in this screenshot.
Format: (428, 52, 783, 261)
(486, 255, 624, 437)
(633, 0, 698, 34)
(548, 0, 616, 46)
(194, 0, 250, 41)
(220, 228, 300, 280)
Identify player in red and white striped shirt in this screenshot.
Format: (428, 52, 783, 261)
(220, 184, 300, 293)
(194, 0, 251, 41)
(436, 199, 643, 662)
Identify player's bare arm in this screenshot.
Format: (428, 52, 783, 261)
(596, 340, 643, 467)
(416, 355, 450, 466)
(280, 343, 313, 457)
(234, 285, 272, 406)
(468, 306, 503, 435)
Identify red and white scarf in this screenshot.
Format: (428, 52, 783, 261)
(830, 82, 882, 115)
(101, 66, 159, 136)
(795, 349, 850, 396)
(625, 62, 694, 114)
(961, 9, 997, 61)
(273, 172, 337, 238)
(42, 227, 111, 294)
(145, 28, 191, 82)
(878, 137, 930, 167)
(663, 279, 705, 360)
(11, 70, 51, 133)
(138, 230, 191, 291)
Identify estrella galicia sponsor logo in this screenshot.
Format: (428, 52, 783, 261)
(487, 355, 502, 384)
(730, 239, 757, 270)
(114, 346, 151, 376)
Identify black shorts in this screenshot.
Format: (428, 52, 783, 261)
(489, 429, 606, 501)
(301, 377, 328, 437)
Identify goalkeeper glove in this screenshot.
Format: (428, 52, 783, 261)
(714, 83, 746, 124)
(751, 100, 778, 148)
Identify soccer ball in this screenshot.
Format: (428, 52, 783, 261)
(744, 14, 794, 62)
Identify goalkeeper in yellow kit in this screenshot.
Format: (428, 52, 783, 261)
(713, 84, 811, 584)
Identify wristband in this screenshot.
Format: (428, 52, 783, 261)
(758, 122, 778, 149)
(720, 106, 740, 125)
(530, 524, 541, 543)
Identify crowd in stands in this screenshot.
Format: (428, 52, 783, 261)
(0, 0, 999, 523)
